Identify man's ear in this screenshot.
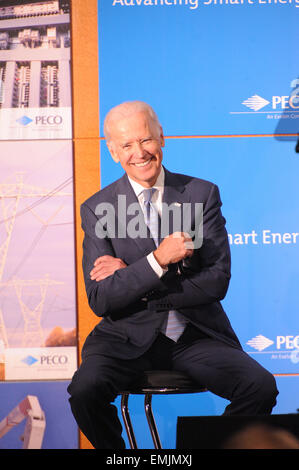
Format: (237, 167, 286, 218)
(159, 126, 165, 148)
(107, 142, 119, 163)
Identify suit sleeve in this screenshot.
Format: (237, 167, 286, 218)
(80, 202, 165, 318)
(150, 183, 231, 310)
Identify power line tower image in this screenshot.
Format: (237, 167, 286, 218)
(0, 173, 24, 287)
(0, 172, 72, 349)
(0, 308, 8, 349)
(0, 173, 24, 348)
(2, 275, 63, 348)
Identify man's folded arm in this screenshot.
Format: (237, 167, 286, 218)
(148, 183, 231, 310)
(81, 203, 166, 317)
(81, 183, 231, 316)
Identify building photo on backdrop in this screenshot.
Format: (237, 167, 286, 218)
(0, 0, 299, 450)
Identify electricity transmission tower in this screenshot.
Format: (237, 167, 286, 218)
(0, 173, 71, 347)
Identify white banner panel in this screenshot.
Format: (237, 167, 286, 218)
(4, 346, 77, 381)
(0, 107, 72, 140)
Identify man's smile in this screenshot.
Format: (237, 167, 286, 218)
(131, 157, 153, 167)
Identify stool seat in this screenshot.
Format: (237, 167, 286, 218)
(122, 369, 205, 394)
(120, 370, 206, 449)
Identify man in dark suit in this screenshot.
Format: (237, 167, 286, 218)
(67, 101, 278, 449)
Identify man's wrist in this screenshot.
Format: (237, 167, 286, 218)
(147, 252, 168, 278)
(153, 249, 168, 270)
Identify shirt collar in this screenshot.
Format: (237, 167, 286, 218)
(128, 166, 165, 198)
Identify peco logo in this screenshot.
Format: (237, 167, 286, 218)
(242, 95, 270, 112)
(0, 108, 71, 140)
(16, 115, 33, 126)
(231, 78, 299, 116)
(246, 335, 273, 351)
(16, 114, 63, 126)
(247, 334, 299, 352)
(40, 354, 68, 365)
(4, 346, 77, 380)
(21, 353, 69, 366)
(35, 115, 63, 125)
(242, 93, 299, 112)
(22, 355, 38, 366)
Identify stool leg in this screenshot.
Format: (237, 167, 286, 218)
(144, 393, 162, 449)
(120, 393, 138, 449)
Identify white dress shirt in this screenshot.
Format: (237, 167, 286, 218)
(128, 167, 188, 340)
(128, 166, 167, 278)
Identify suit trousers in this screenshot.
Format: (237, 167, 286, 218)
(67, 324, 278, 449)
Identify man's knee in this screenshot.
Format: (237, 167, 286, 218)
(244, 368, 279, 411)
(68, 369, 115, 405)
(257, 371, 278, 403)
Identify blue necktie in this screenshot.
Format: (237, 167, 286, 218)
(142, 188, 187, 342)
(143, 188, 160, 246)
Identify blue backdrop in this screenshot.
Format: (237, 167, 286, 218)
(97, 0, 299, 448)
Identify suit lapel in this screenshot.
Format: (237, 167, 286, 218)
(162, 168, 191, 238)
(113, 168, 191, 253)
(114, 174, 157, 255)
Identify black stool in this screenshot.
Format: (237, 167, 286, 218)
(120, 370, 206, 449)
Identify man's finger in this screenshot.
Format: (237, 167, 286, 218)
(184, 241, 194, 250)
(92, 268, 112, 281)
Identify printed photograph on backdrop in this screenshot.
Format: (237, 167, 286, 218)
(0, 381, 78, 449)
(0, 0, 72, 139)
(0, 140, 77, 381)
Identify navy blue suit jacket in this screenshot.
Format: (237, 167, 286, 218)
(80, 167, 241, 360)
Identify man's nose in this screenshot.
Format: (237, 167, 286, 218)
(133, 142, 146, 158)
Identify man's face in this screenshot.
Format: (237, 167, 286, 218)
(107, 111, 165, 188)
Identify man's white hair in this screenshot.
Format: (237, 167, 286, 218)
(103, 101, 161, 142)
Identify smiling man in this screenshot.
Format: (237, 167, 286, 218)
(104, 104, 165, 188)
(67, 101, 278, 449)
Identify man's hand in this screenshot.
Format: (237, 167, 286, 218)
(153, 232, 194, 269)
(90, 255, 127, 281)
